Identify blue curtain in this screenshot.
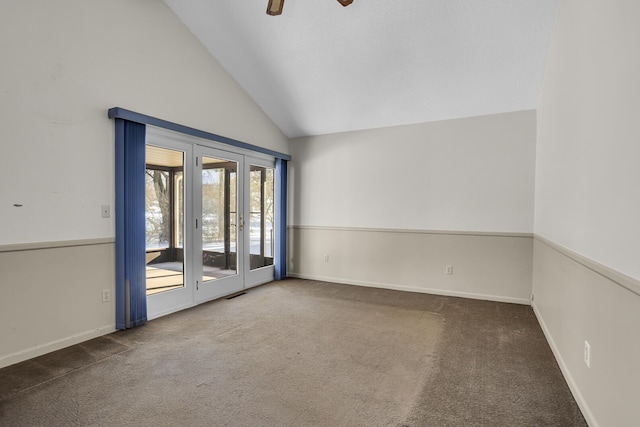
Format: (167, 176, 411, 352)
(275, 158, 288, 280)
(115, 119, 147, 329)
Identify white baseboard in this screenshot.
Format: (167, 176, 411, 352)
(287, 273, 530, 305)
(532, 302, 597, 427)
(0, 325, 116, 369)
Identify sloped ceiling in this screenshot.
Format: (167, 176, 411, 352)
(163, 0, 557, 138)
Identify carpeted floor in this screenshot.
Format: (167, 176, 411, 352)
(0, 279, 586, 426)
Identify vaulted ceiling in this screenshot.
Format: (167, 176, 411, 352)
(163, 0, 558, 138)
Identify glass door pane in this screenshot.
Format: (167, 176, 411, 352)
(201, 156, 238, 283)
(195, 147, 245, 302)
(145, 145, 185, 295)
(249, 165, 275, 270)
(243, 157, 276, 289)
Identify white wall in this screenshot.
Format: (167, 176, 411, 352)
(533, 1, 640, 425)
(0, 0, 287, 367)
(534, 0, 640, 281)
(290, 111, 536, 233)
(0, 0, 288, 246)
(288, 112, 536, 302)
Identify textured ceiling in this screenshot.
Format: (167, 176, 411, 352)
(163, 0, 558, 138)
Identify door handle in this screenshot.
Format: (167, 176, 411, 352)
(239, 214, 245, 231)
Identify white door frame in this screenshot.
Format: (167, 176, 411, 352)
(145, 126, 277, 319)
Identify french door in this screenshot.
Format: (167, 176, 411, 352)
(145, 129, 276, 319)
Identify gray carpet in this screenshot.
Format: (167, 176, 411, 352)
(0, 279, 586, 426)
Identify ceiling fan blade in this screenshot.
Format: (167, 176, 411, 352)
(267, 0, 285, 16)
(337, 0, 353, 6)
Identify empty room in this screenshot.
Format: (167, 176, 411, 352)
(0, 1, 638, 426)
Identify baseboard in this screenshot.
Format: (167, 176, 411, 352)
(531, 302, 597, 427)
(288, 273, 530, 305)
(0, 324, 116, 369)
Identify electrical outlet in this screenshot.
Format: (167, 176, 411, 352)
(101, 205, 110, 218)
(323, 254, 329, 262)
(102, 289, 111, 303)
(445, 265, 453, 275)
(584, 341, 591, 368)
